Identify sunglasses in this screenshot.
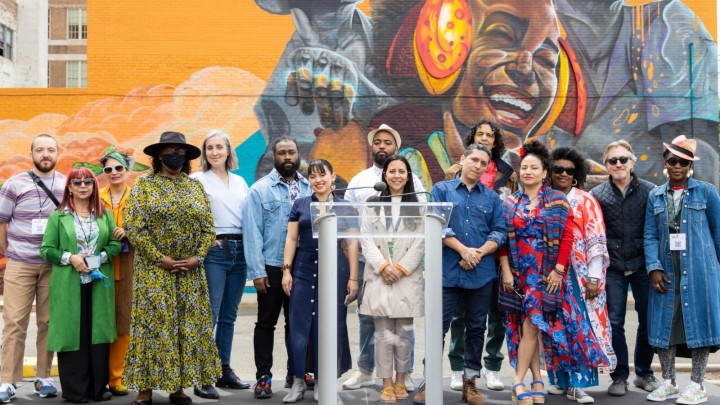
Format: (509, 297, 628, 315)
(665, 157, 691, 167)
(552, 165, 575, 176)
(606, 156, 630, 165)
(70, 178, 94, 186)
(103, 165, 126, 174)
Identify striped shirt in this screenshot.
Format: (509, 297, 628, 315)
(0, 171, 66, 263)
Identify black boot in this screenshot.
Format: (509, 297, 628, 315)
(216, 365, 250, 390)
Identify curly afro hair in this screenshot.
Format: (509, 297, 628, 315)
(551, 146, 590, 189)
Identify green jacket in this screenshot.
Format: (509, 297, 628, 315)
(40, 209, 122, 352)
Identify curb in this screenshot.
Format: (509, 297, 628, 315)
(19, 357, 59, 379)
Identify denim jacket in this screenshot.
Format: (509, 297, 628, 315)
(243, 169, 310, 280)
(644, 178, 720, 348)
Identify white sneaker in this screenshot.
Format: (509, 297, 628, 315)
(548, 384, 567, 395)
(567, 387, 594, 403)
(404, 374, 415, 392)
(646, 379, 680, 402)
(341, 370, 374, 390)
(481, 368, 504, 391)
(676, 382, 707, 404)
(0, 384, 16, 404)
(450, 371, 463, 391)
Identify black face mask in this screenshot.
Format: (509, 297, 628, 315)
(162, 154, 186, 171)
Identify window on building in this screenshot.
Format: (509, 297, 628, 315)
(0, 25, 13, 60)
(67, 61, 87, 88)
(67, 8, 87, 40)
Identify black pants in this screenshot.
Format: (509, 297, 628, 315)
(254, 265, 292, 379)
(57, 283, 110, 402)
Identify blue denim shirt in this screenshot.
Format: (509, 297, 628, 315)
(644, 178, 720, 348)
(243, 168, 310, 280)
(431, 178, 506, 289)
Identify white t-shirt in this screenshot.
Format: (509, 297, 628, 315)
(191, 170, 250, 235)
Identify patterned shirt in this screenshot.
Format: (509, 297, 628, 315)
(280, 174, 302, 206)
(0, 170, 66, 263)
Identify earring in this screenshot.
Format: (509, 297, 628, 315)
(663, 168, 669, 178)
(69, 192, 73, 196)
(331, 183, 336, 191)
(572, 179, 578, 187)
(687, 168, 694, 179)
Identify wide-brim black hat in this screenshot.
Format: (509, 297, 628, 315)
(143, 131, 201, 160)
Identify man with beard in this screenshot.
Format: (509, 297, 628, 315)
(243, 138, 311, 399)
(341, 124, 425, 391)
(0, 134, 64, 402)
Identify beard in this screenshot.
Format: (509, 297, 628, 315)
(372, 151, 388, 166)
(33, 157, 57, 173)
(275, 159, 300, 178)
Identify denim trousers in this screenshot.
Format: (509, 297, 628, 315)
(356, 261, 415, 374)
(442, 284, 493, 375)
(606, 270, 655, 380)
(204, 240, 247, 365)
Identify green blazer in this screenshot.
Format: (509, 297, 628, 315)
(40, 209, 122, 352)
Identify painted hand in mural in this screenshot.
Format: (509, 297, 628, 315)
(285, 47, 359, 130)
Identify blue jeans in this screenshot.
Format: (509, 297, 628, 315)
(606, 270, 654, 381)
(204, 240, 247, 365)
(356, 261, 414, 374)
(442, 284, 493, 375)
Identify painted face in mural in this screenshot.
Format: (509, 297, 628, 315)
(604, 146, 635, 185)
(31, 136, 59, 174)
(371, 131, 398, 167)
(273, 140, 301, 178)
(452, 0, 560, 138)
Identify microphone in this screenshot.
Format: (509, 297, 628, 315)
(333, 181, 386, 194)
(367, 190, 432, 202)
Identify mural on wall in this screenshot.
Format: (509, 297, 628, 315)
(254, 0, 718, 188)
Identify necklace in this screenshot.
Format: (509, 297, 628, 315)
(109, 186, 127, 209)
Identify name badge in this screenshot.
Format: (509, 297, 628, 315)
(31, 218, 48, 235)
(670, 233, 686, 251)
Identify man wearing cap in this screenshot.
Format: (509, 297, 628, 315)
(243, 137, 311, 399)
(0, 134, 64, 403)
(341, 124, 425, 391)
(590, 140, 660, 396)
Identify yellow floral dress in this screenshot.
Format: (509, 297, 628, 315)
(122, 172, 220, 391)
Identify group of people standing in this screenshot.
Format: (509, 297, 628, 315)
(0, 121, 717, 405)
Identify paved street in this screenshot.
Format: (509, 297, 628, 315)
(2, 297, 719, 404)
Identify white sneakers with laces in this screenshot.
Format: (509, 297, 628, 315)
(676, 381, 707, 405)
(647, 379, 680, 402)
(481, 368, 504, 391)
(450, 371, 463, 391)
(567, 386, 594, 404)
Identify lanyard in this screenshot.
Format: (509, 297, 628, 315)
(73, 212, 95, 251)
(667, 188, 685, 234)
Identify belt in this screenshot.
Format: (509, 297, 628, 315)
(217, 234, 242, 259)
(217, 234, 243, 241)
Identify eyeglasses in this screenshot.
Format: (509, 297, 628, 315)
(552, 165, 575, 176)
(70, 178, 94, 186)
(606, 156, 631, 165)
(666, 157, 691, 167)
(103, 165, 126, 174)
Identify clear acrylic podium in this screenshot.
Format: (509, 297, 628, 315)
(310, 201, 453, 404)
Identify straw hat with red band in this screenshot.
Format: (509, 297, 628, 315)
(663, 135, 700, 161)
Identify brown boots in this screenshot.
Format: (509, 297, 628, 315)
(462, 375, 486, 405)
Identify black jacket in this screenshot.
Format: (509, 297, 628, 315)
(590, 174, 656, 274)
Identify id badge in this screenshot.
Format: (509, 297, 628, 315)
(387, 241, 394, 257)
(669, 233, 686, 251)
(83, 254, 102, 269)
(31, 218, 48, 235)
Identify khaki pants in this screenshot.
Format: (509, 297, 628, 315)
(1, 258, 54, 382)
(374, 317, 413, 379)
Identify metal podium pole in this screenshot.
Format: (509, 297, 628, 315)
(424, 213, 444, 404)
(317, 213, 338, 403)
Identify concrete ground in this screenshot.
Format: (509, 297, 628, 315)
(2, 295, 720, 404)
